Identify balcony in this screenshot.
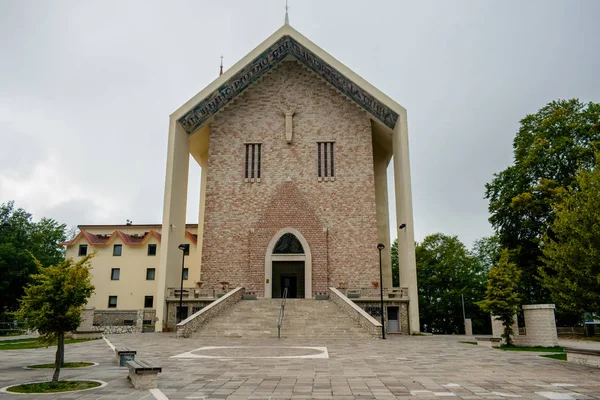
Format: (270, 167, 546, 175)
(166, 287, 220, 300)
(337, 287, 409, 300)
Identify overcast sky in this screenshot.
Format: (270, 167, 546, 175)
(1, 0, 599, 248)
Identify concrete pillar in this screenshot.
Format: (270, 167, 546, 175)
(392, 109, 420, 333)
(372, 135, 392, 288)
(522, 304, 558, 347)
(156, 119, 190, 330)
(464, 318, 473, 336)
(79, 307, 95, 331)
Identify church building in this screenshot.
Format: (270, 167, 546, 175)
(156, 21, 420, 332)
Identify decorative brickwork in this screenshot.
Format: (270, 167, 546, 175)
(200, 61, 380, 295)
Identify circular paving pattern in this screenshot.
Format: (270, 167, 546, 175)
(173, 346, 329, 359)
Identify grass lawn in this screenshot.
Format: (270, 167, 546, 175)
(6, 380, 101, 393)
(500, 345, 564, 352)
(0, 338, 99, 350)
(28, 362, 95, 368)
(540, 353, 567, 361)
(460, 341, 478, 345)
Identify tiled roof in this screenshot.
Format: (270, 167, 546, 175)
(60, 229, 187, 247)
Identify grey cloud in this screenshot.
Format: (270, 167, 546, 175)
(1, 0, 599, 249)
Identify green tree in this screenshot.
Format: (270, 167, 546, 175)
(391, 239, 399, 287)
(472, 234, 501, 274)
(539, 160, 600, 314)
(14, 255, 95, 383)
(485, 99, 600, 305)
(477, 249, 522, 346)
(0, 201, 66, 314)
(416, 233, 488, 334)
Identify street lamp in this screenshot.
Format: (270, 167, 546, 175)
(177, 244, 189, 323)
(377, 243, 386, 339)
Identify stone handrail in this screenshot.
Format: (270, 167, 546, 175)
(176, 287, 244, 338)
(329, 287, 382, 338)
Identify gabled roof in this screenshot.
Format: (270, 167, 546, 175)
(59, 229, 198, 247)
(173, 24, 405, 135)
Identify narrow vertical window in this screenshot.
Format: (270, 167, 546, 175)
(324, 143, 328, 177)
(317, 142, 322, 178)
(244, 144, 249, 179)
(251, 144, 255, 178)
(330, 142, 335, 177)
(257, 144, 261, 179)
(244, 143, 261, 182)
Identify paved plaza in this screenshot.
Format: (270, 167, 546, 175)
(0, 334, 599, 400)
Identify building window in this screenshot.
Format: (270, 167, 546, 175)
(113, 244, 122, 256)
(108, 296, 117, 308)
(146, 268, 155, 280)
(144, 296, 154, 308)
(111, 268, 120, 280)
(78, 244, 88, 256)
(244, 143, 261, 181)
(182, 268, 189, 280)
(317, 142, 335, 179)
(147, 244, 157, 256)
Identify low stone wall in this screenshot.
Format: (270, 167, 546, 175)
(176, 287, 244, 338)
(94, 310, 139, 326)
(566, 348, 600, 369)
(92, 325, 141, 334)
(329, 287, 382, 338)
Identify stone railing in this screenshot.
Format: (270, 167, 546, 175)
(176, 287, 244, 338)
(336, 287, 409, 299)
(167, 287, 219, 299)
(329, 287, 382, 338)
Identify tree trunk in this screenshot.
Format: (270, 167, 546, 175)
(52, 333, 64, 383)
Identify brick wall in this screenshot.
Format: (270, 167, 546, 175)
(200, 61, 379, 294)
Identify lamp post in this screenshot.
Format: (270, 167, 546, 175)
(377, 243, 386, 339)
(177, 244, 189, 323)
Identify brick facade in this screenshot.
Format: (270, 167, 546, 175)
(200, 61, 380, 295)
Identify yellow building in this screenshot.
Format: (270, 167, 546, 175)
(62, 224, 199, 313)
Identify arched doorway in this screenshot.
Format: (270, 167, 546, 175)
(264, 228, 312, 299)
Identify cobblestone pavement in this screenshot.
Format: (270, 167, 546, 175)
(0, 334, 599, 399)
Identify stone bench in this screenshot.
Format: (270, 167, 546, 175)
(565, 347, 600, 368)
(475, 337, 502, 348)
(115, 347, 137, 366)
(126, 359, 162, 389)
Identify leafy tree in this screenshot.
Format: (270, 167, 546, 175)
(0, 201, 66, 314)
(391, 239, 399, 287)
(477, 249, 522, 346)
(472, 234, 501, 274)
(14, 255, 95, 383)
(539, 160, 600, 314)
(485, 99, 600, 305)
(416, 233, 488, 334)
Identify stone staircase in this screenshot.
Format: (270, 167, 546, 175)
(193, 299, 371, 339)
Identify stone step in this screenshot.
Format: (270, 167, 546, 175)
(193, 299, 371, 339)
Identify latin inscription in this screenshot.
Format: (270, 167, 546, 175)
(178, 36, 399, 134)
